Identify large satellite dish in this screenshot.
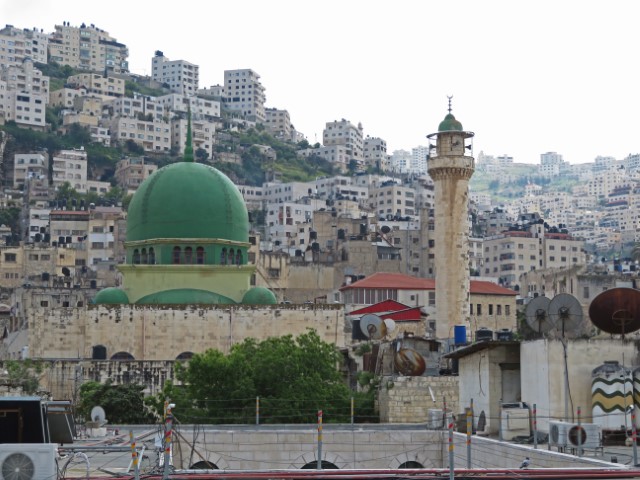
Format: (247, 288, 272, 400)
(360, 314, 387, 340)
(90, 405, 107, 426)
(524, 296, 553, 334)
(548, 293, 583, 337)
(588, 287, 640, 338)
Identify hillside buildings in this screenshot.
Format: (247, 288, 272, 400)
(223, 68, 266, 123)
(151, 51, 199, 95)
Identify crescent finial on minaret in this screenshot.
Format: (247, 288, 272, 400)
(447, 95, 453, 113)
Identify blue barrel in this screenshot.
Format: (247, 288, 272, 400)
(454, 325, 467, 345)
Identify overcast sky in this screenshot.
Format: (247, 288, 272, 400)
(3, 0, 639, 165)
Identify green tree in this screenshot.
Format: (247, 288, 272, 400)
(0, 360, 44, 394)
(195, 147, 210, 162)
(0, 206, 21, 234)
(78, 380, 155, 424)
(150, 330, 374, 424)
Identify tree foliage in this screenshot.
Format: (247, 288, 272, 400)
(148, 330, 376, 424)
(78, 380, 155, 424)
(0, 359, 44, 394)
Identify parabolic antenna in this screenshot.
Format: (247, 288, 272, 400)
(90, 405, 107, 425)
(383, 318, 396, 334)
(548, 293, 583, 337)
(394, 348, 426, 376)
(588, 287, 640, 338)
(360, 314, 387, 340)
(524, 296, 553, 334)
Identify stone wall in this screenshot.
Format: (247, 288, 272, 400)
(378, 375, 459, 423)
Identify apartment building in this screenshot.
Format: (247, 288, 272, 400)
(264, 108, 292, 140)
(67, 73, 125, 98)
(151, 51, 199, 95)
(299, 145, 349, 172)
(0, 25, 48, 66)
(0, 244, 78, 288)
(390, 149, 411, 173)
(539, 151, 565, 177)
(264, 199, 325, 251)
(115, 157, 158, 192)
(314, 175, 369, 206)
(363, 137, 389, 171)
(482, 217, 585, 289)
(323, 119, 364, 170)
(27, 208, 50, 242)
(61, 95, 105, 128)
(110, 117, 171, 152)
(370, 181, 417, 219)
(87, 207, 123, 266)
(236, 184, 264, 211)
(586, 169, 625, 199)
(52, 148, 88, 193)
(156, 93, 220, 120)
(13, 152, 48, 188)
(49, 87, 88, 108)
(223, 69, 266, 123)
(108, 94, 164, 121)
(0, 59, 48, 129)
(263, 181, 315, 204)
(90, 125, 111, 146)
(49, 22, 129, 73)
(171, 117, 215, 158)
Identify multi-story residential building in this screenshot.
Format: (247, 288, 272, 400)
(108, 93, 164, 121)
(539, 151, 565, 177)
(264, 199, 325, 251)
(60, 95, 105, 129)
(223, 69, 266, 123)
(411, 146, 429, 173)
(363, 137, 389, 171)
(0, 244, 78, 288)
(593, 156, 619, 173)
(586, 169, 625, 199)
(13, 152, 48, 188)
(0, 59, 48, 129)
(52, 148, 88, 193)
(115, 157, 158, 192)
(49, 210, 90, 248)
(323, 119, 364, 170)
(89, 125, 111, 146)
(48, 22, 128, 73)
(0, 25, 48, 66)
(49, 87, 88, 108)
(87, 180, 112, 196)
(236, 184, 264, 211)
(390, 149, 411, 173)
(151, 51, 199, 95)
(110, 117, 171, 153)
(264, 108, 292, 141)
(482, 215, 586, 289)
(299, 145, 349, 172)
(171, 118, 215, 159)
(156, 93, 220, 120)
(314, 175, 369, 206)
(369, 181, 417, 219)
(26, 208, 50, 242)
(263, 181, 316, 205)
(66, 73, 125, 99)
(87, 207, 123, 267)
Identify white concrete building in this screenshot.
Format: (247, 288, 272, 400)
(0, 25, 48, 66)
(108, 94, 164, 121)
(151, 51, 199, 95)
(110, 117, 171, 153)
(0, 59, 48, 129)
(323, 119, 364, 170)
(66, 73, 125, 99)
(370, 182, 417, 219)
(223, 69, 266, 123)
(13, 152, 48, 188)
(156, 93, 220, 120)
(171, 117, 215, 159)
(390, 149, 411, 174)
(539, 151, 565, 177)
(52, 148, 88, 193)
(264, 108, 292, 140)
(299, 145, 349, 172)
(262, 181, 316, 205)
(27, 207, 51, 242)
(363, 137, 389, 171)
(115, 157, 158, 192)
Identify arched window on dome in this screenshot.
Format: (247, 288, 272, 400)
(196, 247, 205, 264)
(149, 247, 156, 264)
(220, 248, 227, 265)
(141, 248, 148, 264)
(133, 249, 140, 264)
(184, 246, 193, 264)
(229, 249, 235, 266)
(173, 246, 181, 264)
(235, 250, 243, 265)
(111, 351, 134, 361)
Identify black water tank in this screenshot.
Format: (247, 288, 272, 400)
(44, 233, 51, 243)
(310, 230, 317, 240)
(90, 279, 97, 289)
(34, 233, 42, 242)
(312, 242, 320, 252)
(41, 272, 50, 281)
(337, 229, 345, 240)
(476, 328, 493, 342)
(496, 329, 513, 341)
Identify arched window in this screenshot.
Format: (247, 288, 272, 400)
(176, 352, 194, 361)
(141, 248, 148, 264)
(190, 461, 218, 470)
(133, 249, 140, 264)
(302, 461, 338, 470)
(184, 246, 193, 264)
(220, 248, 227, 265)
(173, 246, 181, 264)
(92, 345, 107, 360)
(235, 250, 243, 265)
(149, 247, 156, 264)
(229, 249, 235, 262)
(110, 351, 134, 360)
(196, 247, 205, 264)
(399, 461, 424, 469)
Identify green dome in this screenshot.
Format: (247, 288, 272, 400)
(136, 288, 236, 305)
(242, 287, 277, 305)
(126, 162, 249, 243)
(94, 287, 129, 305)
(438, 113, 463, 132)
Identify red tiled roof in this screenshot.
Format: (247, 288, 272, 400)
(341, 272, 516, 296)
(349, 299, 411, 315)
(380, 307, 423, 322)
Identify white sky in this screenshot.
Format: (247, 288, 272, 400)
(3, 0, 639, 164)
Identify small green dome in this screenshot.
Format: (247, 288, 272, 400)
(242, 287, 277, 305)
(438, 113, 463, 132)
(126, 162, 249, 243)
(136, 288, 236, 305)
(94, 287, 129, 305)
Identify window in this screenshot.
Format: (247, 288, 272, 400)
(428, 291, 435, 306)
(133, 249, 140, 264)
(489, 304, 493, 315)
(173, 246, 181, 264)
(196, 247, 205, 264)
(470, 304, 474, 315)
(505, 305, 510, 316)
(184, 246, 193, 264)
(148, 247, 155, 264)
(477, 304, 482, 315)
(141, 248, 148, 264)
(497, 305, 502, 315)
(4, 253, 16, 262)
(220, 248, 228, 265)
(583, 286, 590, 299)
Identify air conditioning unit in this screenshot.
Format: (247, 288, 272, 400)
(0, 444, 57, 480)
(549, 421, 601, 449)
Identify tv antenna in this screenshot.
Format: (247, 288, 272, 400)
(548, 293, 583, 338)
(359, 314, 387, 340)
(588, 287, 640, 339)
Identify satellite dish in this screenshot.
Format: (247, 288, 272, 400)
(588, 287, 640, 338)
(524, 296, 553, 334)
(383, 318, 396, 333)
(394, 348, 426, 376)
(548, 293, 583, 337)
(380, 225, 391, 234)
(360, 314, 387, 340)
(90, 406, 107, 426)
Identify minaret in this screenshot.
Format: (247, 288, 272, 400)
(426, 98, 475, 341)
(184, 110, 194, 162)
